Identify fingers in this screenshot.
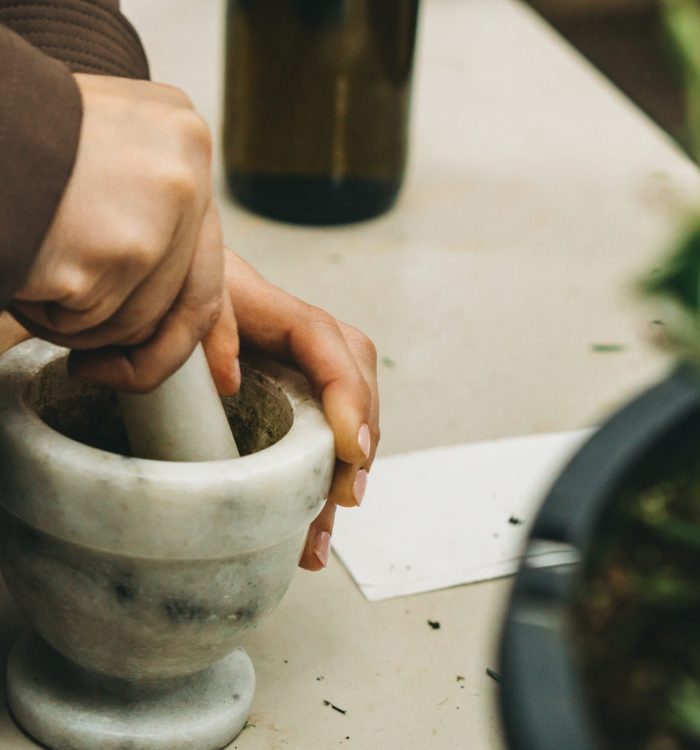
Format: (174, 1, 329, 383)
(328, 459, 369, 509)
(22, 229, 191, 345)
(202, 288, 240, 395)
(287, 321, 376, 508)
(337, 322, 380, 470)
(221, 249, 379, 570)
(299, 500, 336, 571)
(225, 253, 375, 456)
(70, 201, 236, 393)
(223, 249, 380, 512)
(12, 186, 214, 352)
(225, 253, 375, 483)
(11, 257, 184, 351)
(12, 262, 148, 335)
(67, 291, 221, 393)
(290, 316, 372, 466)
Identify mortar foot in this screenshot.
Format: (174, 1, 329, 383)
(7, 631, 255, 750)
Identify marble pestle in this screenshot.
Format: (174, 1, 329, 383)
(117, 344, 240, 461)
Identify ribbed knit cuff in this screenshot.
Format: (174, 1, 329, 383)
(0, 0, 149, 79)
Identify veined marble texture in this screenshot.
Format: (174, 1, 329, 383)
(0, 510, 306, 679)
(0, 340, 335, 750)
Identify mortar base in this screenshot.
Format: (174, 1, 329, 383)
(7, 631, 255, 750)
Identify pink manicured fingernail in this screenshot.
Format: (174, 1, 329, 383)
(314, 531, 331, 568)
(233, 358, 241, 384)
(353, 470, 368, 506)
(358, 424, 371, 459)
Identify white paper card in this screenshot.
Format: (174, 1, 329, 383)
(332, 429, 593, 601)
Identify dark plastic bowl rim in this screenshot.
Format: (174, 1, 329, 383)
(499, 364, 700, 750)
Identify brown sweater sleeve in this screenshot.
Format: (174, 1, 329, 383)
(0, 1, 149, 309)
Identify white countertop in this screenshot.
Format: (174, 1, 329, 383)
(1, 0, 698, 747)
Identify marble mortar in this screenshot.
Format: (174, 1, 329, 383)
(0, 340, 335, 750)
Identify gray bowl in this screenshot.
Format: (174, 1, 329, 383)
(0, 340, 334, 750)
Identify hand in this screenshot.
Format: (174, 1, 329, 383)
(5, 241, 379, 572)
(224, 251, 380, 571)
(10, 74, 239, 394)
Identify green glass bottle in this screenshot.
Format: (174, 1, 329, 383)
(223, 0, 420, 225)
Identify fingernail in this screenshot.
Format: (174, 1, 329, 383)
(313, 530, 331, 568)
(233, 357, 241, 385)
(358, 423, 371, 459)
(353, 470, 368, 506)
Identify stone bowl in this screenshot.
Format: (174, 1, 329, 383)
(0, 339, 335, 750)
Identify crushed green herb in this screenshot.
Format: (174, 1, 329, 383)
(591, 343, 626, 353)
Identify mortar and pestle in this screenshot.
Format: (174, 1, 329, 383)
(0, 341, 335, 750)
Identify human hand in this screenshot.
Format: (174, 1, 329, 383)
(10, 74, 239, 394)
(224, 251, 380, 571)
